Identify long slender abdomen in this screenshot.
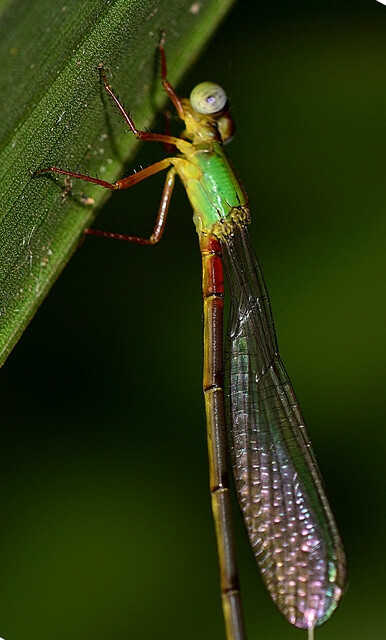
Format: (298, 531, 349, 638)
(200, 233, 246, 640)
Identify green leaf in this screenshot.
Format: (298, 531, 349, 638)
(0, 0, 235, 366)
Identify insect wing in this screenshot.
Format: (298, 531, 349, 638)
(221, 228, 346, 629)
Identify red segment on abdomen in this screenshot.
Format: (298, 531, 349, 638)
(200, 234, 224, 297)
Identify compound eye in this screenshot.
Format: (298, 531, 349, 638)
(189, 82, 227, 114)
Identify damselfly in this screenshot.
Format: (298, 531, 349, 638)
(37, 32, 347, 640)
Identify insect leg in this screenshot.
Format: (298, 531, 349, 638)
(85, 166, 176, 245)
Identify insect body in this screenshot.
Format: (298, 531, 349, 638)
(37, 32, 346, 640)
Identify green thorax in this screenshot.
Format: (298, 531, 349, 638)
(173, 141, 250, 239)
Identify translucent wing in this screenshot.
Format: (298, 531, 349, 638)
(221, 226, 346, 630)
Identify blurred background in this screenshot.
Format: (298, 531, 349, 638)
(1, 1, 385, 639)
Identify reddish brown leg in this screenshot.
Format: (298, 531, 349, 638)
(98, 64, 181, 147)
(162, 110, 176, 154)
(36, 158, 173, 190)
(85, 167, 176, 245)
(35, 166, 119, 189)
(159, 31, 185, 119)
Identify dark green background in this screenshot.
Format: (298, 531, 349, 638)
(1, 1, 385, 639)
